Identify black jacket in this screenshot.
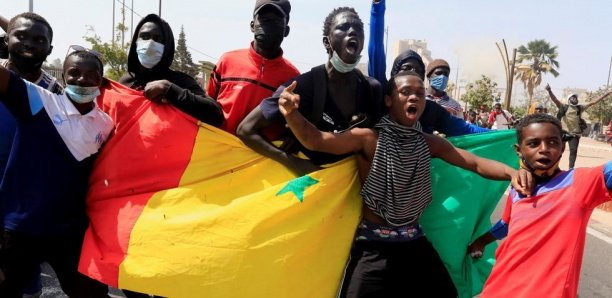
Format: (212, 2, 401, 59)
(120, 14, 223, 126)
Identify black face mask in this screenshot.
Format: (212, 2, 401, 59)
(9, 50, 46, 74)
(253, 24, 285, 53)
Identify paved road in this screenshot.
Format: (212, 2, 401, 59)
(580, 232, 612, 297)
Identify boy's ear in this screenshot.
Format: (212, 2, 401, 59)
(47, 45, 53, 56)
(250, 21, 255, 34)
(514, 143, 522, 159)
(384, 94, 392, 108)
(561, 139, 566, 153)
(322, 36, 330, 49)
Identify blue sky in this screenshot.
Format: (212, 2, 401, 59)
(5, 0, 612, 98)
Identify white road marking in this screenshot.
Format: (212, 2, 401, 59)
(587, 227, 612, 245)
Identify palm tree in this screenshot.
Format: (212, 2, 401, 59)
(514, 39, 560, 106)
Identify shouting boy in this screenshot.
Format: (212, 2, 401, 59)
(278, 71, 529, 297)
(469, 113, 612, 298)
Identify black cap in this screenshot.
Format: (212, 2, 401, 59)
(254, 0, 291, 22)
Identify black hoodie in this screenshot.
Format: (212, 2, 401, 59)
(119, 14, 223, 126)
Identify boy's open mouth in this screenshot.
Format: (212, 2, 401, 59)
(535, 157, 552, 165)
(346, 39, 359, 54)
(407, 106, 418, 115)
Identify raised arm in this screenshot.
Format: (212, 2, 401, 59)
(545, 83, 562, 108)
(367, 0, 387, 86)
(279, 81, 373, 156)
(584, 89, 612, 110)
(0, 15, 8, 32)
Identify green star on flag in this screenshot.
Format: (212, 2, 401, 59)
(276, 176, 319, 202)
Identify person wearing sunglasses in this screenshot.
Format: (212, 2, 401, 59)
(119, 14, 223, 127)
(0, 45, 114, 297)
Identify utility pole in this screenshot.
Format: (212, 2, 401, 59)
(121, 0, 126, 48)
(29, 0, 33, 12)
(607, 55, 612, 89)
(384, 26, 389, 56)
(112, 0, 115, 47)
(159, 0, 162, 17)
(455, 65, 460, 99)
(130, 0, 134, 39)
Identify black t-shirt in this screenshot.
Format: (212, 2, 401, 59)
(260, 68, 382, 165)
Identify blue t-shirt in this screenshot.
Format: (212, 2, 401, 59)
(0, 71, 112, 236)
(491, 162, 612, 240)
(0, 65, 62, 182)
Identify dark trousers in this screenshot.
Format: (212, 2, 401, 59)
(339, 237, 457, 298)
(0, 229, 109, 298)
(568, 135, 581, 168)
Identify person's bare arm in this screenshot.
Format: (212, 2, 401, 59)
(584, 90, 612, 110)
(467, 231, 497, 259)
(426, 134, 532, 195)
(545, 83, 562, 108)
(237, 106, 320, 176)
(279, 81, 374, 156)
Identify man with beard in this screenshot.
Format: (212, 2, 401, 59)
(208, 0, 299, 134)
(0, 13, 64, 297)
(119, 14, 223, 127)
(545, 83, 611, 168)
(237, 7, 383, 176)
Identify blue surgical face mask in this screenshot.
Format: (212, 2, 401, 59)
(429, 75, 449, 91)
(329, 51, 361, 73)
(136, 39, 165, 69)
(64, 85, 100, 104)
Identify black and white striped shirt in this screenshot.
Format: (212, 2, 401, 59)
(361, 116, 432, 227)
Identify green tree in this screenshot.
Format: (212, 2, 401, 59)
(461, 75, 498, 110)
(172, 26, 198, 77)
(446, 81, 456, 99)
(514, 39, 560, 106)
(586, 86, 612, 124)
(509, 106, 528, 119)
(83, 23, 129, 81)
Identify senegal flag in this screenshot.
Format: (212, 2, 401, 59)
(79, 81, 516, 298)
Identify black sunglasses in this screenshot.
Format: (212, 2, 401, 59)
(66, 45, 104, 65)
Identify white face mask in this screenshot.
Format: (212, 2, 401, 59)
(329, 50, 361, 73)
(136, 39, 165, 69)
(64, 84, 100, 104)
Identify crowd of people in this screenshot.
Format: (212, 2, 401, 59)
(0, 0, 610, 297)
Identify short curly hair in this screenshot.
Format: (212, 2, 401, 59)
(8, 12, 53, 43)
(322, 7, 361, 37)
(386, 70, 423, 96)
(515, 113, 563, 143)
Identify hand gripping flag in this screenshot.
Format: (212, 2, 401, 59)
(79, 81, 516, 297)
